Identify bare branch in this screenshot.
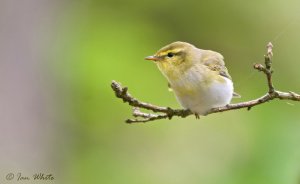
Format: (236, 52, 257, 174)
(111, 42, 300, 123)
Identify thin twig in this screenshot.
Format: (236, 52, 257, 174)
(111, 42, 300, 123)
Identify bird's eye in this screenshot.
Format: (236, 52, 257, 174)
(167, 52, 174, 58)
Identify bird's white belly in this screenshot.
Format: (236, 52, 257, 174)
(170, 71, 233, 115)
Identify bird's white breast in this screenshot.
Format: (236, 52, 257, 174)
(169, 66, 233, 115)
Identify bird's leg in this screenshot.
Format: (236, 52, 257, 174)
(194, 113, 200, 119)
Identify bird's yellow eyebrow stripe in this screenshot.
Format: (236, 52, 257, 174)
(157, 49, 182, 56)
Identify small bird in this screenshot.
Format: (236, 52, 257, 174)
(145, 41, 240, 116)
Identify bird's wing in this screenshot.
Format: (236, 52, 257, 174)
(200, 50, 241, 98)
(200, 50, 232, 80)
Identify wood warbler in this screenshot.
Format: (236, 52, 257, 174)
(145, 41, 240, 116)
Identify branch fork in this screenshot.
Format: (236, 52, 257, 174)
(111, 42, 300, 123)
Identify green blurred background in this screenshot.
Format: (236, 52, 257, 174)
(1, 0, 300, 184)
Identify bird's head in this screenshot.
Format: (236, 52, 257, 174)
(145, 42, 201, 79)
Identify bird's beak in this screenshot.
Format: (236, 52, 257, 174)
(145, 55, 159, 61)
